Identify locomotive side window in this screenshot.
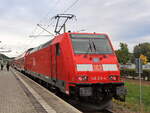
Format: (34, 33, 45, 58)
(56, 43, 60, 56)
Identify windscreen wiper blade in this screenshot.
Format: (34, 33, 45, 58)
(92, 40, 96, 52)
(85, 39, 92, 54)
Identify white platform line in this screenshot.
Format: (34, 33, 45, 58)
(14, 72, 56, 113)
(15, 70, 82, 113)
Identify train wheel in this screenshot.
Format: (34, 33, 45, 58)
(91, 96, 112, 110)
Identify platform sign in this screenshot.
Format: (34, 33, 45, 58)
(135, 58, 143, 74)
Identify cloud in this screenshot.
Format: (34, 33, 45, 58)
(0, 0, 150, 57)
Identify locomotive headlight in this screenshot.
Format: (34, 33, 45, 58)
(77, 75, 88, 81)
(109, 75, 119, 81)
(76, 64, 93, 71)
(102, 64, 118, 71)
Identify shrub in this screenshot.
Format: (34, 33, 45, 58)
(120, 69, 150, 81)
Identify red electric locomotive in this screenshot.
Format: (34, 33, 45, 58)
(14, 32, 126, 109)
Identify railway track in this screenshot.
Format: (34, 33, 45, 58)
(103, 109, 115, 113)
(80, 109, 114, 113)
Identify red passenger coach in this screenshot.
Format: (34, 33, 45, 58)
(12, 53, 25, 72)
(16, 32, 126, 109)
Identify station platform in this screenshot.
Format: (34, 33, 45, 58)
(0, 68, 81, 113)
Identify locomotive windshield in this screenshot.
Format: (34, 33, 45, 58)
(70, 34, 113, 54)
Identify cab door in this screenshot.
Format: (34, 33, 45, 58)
(51, 45, 57, 83)
(51, 43, 61, 84)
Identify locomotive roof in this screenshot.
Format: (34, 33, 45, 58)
(15, 52, 26, 60)
(28, 39, 53, 54)
(26, 32, 109, 54)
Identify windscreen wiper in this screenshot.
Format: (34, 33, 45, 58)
(85, 39, 92, 54)
(91, 40, 96, 52)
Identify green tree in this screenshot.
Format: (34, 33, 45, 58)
(130, 53, 135, 63)
(115, 43, 131, 64)
(133, 43, 150, 62)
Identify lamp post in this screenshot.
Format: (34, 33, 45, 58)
(135, 58, 143, 113)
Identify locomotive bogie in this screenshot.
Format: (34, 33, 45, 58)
(69, 82, 126, 101)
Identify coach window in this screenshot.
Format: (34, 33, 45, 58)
(56, 43, 60, 56)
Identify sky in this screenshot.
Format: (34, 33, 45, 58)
(0, 0, 150, 57)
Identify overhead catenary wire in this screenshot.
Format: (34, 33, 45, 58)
(0, 43, 11, 53)
(35, 0, 80, 33)
(29, 0, 62, 36)
(37, 24, 54, 36)
(14, 0, 81, 57)
(26, 0, 81, 53)
(63, 0, 80, 13)
(29, 19, 56, 39)
(25, 21, 55, 51)
(26, 2, 60, 52)
(30, 0, 80, 37)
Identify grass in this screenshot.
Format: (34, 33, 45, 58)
(122, 81, 150, 113)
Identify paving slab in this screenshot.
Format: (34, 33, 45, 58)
(13, 69, 82, 113)
(0, 69, 37, 113)
(0, 68, 82, 113)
